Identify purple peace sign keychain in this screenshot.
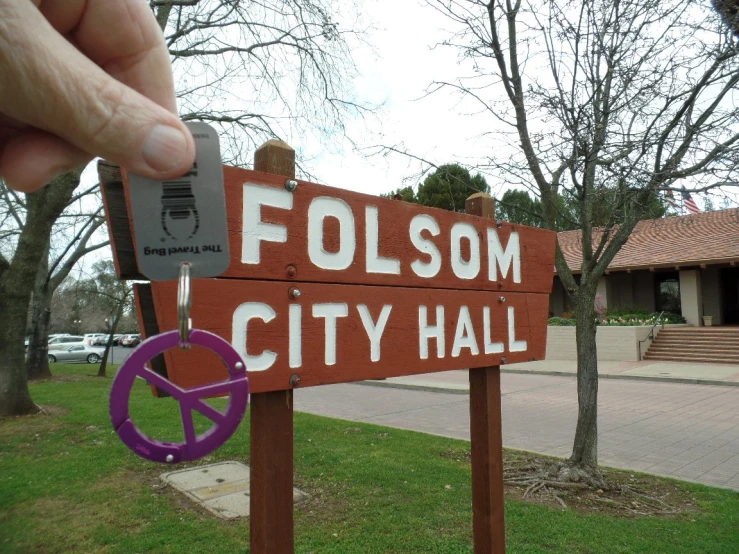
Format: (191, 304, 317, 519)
(110, 263, 249, 464)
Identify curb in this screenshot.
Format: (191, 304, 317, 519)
(356, 370, 739, 395)
(500, 368, 739, 388)
(357, 380, 469, 395)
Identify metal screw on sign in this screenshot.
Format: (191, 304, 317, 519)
(285, 179, 298, 192)
(109, 262, 249, 464)
(289, 287, 301, 299)
(499, 296, 506, 302)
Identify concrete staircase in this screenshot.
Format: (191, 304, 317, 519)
(644, 327, 739, 364)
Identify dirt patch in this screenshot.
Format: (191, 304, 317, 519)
(30, 375, 90, 383)
(36, 405, 71, 417)
(0, 405, 69, 440)
(439, 448, 700, 519)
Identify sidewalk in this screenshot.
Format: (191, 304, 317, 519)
(361, 359, 739, 394)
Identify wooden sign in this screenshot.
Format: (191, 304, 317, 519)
(100, 140, 556, 554)
(103, 161, 555, 394)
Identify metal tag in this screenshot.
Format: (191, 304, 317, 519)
(128, 122, 230, 280)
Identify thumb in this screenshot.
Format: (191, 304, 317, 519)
(0, 3, 195, 182)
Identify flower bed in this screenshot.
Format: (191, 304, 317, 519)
(548, 311, 685, 327)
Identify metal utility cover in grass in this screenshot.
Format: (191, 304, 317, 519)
(161, 461, 308, 519)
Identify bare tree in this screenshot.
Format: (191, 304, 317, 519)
(25, 202, 108, 381)
(426, 0, 739, 481)
(70, 260, 134, 378)
(0, 170, 85, 416)
(151, 0, 372, 171)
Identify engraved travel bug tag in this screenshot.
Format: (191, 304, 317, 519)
(128, 122, 230, 280)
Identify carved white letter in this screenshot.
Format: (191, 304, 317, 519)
(313, 303, 349, 365)
(451, 223, 480, 280)
(232, 302, 277, 372)
(308, 197, 356, 270)
(366, 206, 400, 275)
(357, 304, 392, 362)
(451, 306, 479, 357)
(508, 306, 528, 352)
(483, 307, 504, 354)
(242, 184, 292, 264)
(289, 304, 302, 368)
(409, 214, 442, 278)
(419, 305, 445, 359)
(488, 229, 521, 283)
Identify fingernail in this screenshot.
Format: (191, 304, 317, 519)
(142, 124, 189, 173)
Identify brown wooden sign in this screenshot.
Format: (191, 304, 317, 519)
(142, 279, 549, 394)
(100, 140, 556, 554)
(102, 161, 555, 395)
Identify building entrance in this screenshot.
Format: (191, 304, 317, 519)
(720, 267, 739, 324)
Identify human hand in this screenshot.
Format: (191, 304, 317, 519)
(0, 0, 195, 192)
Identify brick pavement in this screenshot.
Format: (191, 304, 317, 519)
(294, 373, 739, 491)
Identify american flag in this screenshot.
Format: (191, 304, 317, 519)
(681, 186, 701, 214)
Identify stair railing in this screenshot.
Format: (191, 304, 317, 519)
(637, 311, 665, 361)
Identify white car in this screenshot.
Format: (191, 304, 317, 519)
(48, 344, 105, 364)
(48, 335, 85, 351)
(84, 333, 106, 346)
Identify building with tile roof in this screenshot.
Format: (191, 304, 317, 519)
(550, 208, 739, 326)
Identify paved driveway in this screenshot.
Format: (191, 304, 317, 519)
(294, 373, 739, 491)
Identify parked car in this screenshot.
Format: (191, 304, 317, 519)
(84, 333, 106, 346)
(120, 334, 141, 347)
(92, 334, 118, 346)
(47, 344, 105, 364)
(93, 334, 125, 346)
(47, 335, 85, 351)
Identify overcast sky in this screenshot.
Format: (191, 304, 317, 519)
(76, 0, 736, 211)
(301, 0, 500, 197)
(76, 1, 499, 200)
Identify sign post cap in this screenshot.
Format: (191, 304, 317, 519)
(254, 140, 295, 178)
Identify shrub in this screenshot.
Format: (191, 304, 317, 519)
(548, 316, 575, 326)
(659, 312, 686, 324)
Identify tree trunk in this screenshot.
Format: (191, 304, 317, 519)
(26, 243, 52, 380)
(0, 170, 82, 417)
(98, 301, 125, 378)
(569, 286, 599, 469)
(0, 287, 39, 416)
(26, 291, 52, 380)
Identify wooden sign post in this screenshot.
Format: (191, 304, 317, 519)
(250, 140, 296, 553)
(466, 193, 506, 553)
(99, 141, 556, 554)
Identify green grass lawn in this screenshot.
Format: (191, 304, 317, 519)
(1, 364, 738, 553)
